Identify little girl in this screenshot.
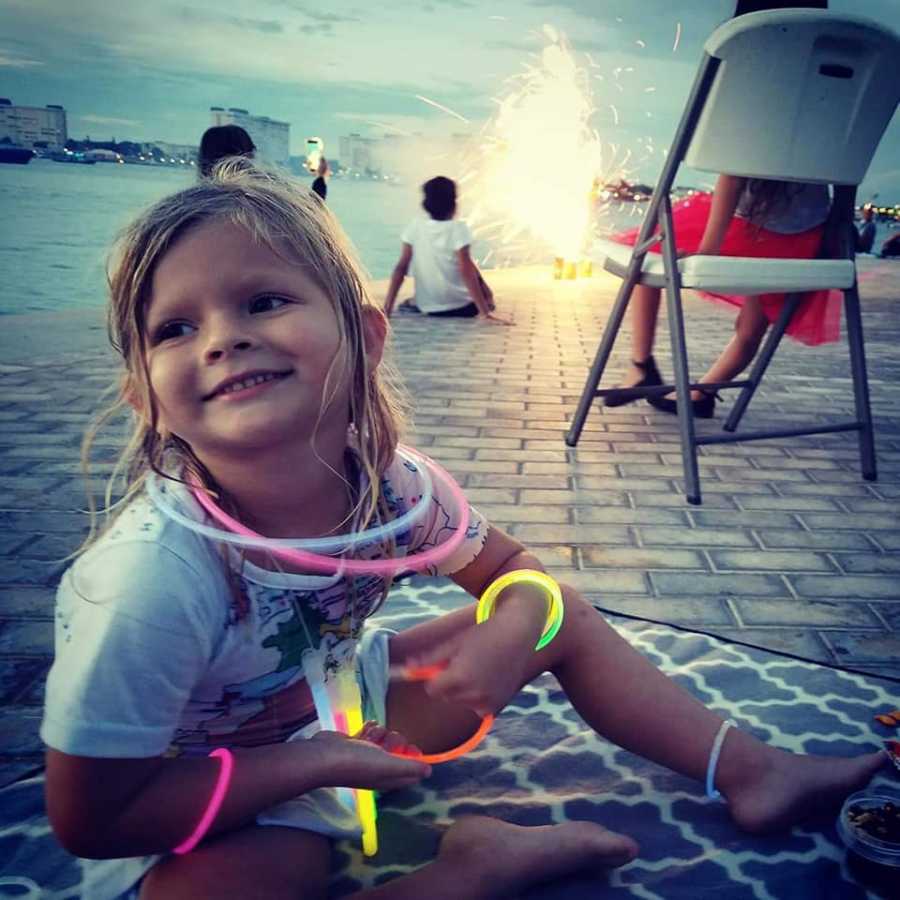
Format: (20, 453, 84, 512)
(41, 161, 885, 900)
(604, 173, 843, 418)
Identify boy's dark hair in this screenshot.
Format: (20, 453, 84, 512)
(422, 176, 457, 220)
(198, 125, 256, 177)
(734, 0, 826, 15)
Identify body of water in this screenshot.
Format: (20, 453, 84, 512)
(0, 160, 422, 315)
(1, 159, 895, 316)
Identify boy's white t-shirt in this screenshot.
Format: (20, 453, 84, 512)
(401, 217, 474, 314)
(40, 449, 487, 899)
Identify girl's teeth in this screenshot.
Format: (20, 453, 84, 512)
(222, 373, 278, 395)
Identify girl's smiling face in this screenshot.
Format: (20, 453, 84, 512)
(143, 219, 349, 461)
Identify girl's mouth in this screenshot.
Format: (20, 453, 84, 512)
(207, 370, 291, 401)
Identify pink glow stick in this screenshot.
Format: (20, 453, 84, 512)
(189, 448, 470, 576)
(173, 747, 234, 854)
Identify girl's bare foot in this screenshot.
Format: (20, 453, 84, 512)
(722, 740, 887, 835)
(438, 816, 638, 898)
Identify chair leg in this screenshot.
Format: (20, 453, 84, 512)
(659, 199, 701, 504)
(565, 272, 640, 447)
(843, 285, 877, 480)
(723, 293, 800, 433)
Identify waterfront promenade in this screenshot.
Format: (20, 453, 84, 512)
(1, 262, 898, 787)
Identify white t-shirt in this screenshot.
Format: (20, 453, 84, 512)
(40, 449, 487, 898)
(400, 217, 474, 314)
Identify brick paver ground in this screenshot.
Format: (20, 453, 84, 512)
(1, 264, 898, 786)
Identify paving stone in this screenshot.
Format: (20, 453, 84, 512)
(577, 506, 690, 527)
(0, 619, 54, 655)
(709, 550, 836, 573)
(870, 532, 900, 552)
(630, 490, 736, 510)
(0, 557, 66, 586)
(545, 568, 650, 596)
(754, 529, 877, 551)
(0, 708, 44, 756)
(0, 587, 55, 618)
(825, 631, 900, 663)
(0, 760, 44, 790)
(869, 604, 900, 631)
(790, 574, 900, 601)
(799, 511, 900, 531)
(703, 628, 835, 664)
(595, 596, 736, 626)
(649, 572, 789, 597)
(637, 526, 756, 548)
(511, 524, 633, 545)
(832, 553, 900, 575)
(582, 547, 708, 570)
(0, 657, 50, 706)
(732, 599, 883, 628)
(476, 504, 570, 525)
(735, 495, 842, 512)
(690, 510, 800, 529)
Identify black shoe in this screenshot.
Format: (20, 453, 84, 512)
(603, 356, 663, 408)
(647, 388, 720, 419)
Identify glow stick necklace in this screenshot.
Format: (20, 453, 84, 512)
(146, 444, 435, 555)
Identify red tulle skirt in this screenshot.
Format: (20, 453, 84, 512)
(611, 192, 842, 345)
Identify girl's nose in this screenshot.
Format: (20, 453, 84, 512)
(204, 334, 254, 363)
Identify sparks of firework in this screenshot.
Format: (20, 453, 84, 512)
(415, 94, 470, 124)
(463, 26, 623, 262)
(673, 21, 682, 53)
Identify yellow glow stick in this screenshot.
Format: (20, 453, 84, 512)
(345, 703, 378, 856)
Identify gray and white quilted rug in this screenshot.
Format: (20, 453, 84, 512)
(1, 577, 897, 899)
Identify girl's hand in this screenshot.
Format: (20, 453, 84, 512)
(478, 312, 513, 326)
(406, 616, 534, 717)
(309, 726, 431, 791)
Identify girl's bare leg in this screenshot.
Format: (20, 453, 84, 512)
(389, 595, 885, 836)
(660, 296, 770, 402)
(140, 816, 636, 900)
(618, 283, 661, 386)
(139, 825, 331, 900)
(357, 817, 637, 900)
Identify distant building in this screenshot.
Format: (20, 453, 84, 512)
(0, 98, 67, 149)
(209, 106, 290, 167)
(339, 133, 377, 173)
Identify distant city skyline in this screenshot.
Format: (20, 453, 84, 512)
(2, 0, 899, 197)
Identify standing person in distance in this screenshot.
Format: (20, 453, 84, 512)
(197, 125, 256, 179)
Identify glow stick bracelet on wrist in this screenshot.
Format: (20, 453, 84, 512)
(475, 570, 564, 651)
(173, 747, 234, 854)
(148, 447, 470, 577)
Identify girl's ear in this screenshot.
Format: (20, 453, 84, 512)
(120, 373, 143, 414)
(361, 305, 388, 373)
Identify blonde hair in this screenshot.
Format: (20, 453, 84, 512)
(81, 159, 408, 584)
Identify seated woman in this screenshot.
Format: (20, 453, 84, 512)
(384, 177, 509, 324)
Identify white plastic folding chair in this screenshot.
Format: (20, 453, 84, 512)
(565, 9, 900, 504)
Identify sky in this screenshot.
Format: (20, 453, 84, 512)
(2, 0, 899, 197)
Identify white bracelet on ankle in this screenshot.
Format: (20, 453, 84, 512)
(706, 719, 736, 801)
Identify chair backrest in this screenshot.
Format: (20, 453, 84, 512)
(684, 9, 899, 185)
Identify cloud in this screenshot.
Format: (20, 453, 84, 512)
(78, 114, 143, 127)
(0, 50, 43, 68)
(177, 9, 285, 34)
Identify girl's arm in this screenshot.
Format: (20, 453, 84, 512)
(383, 243, 413, 316)
(695, 173, 747, 254)
(46, 732, 429, 859)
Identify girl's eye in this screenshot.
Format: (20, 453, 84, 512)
(249, 295, 290, 314)
(153, 321, 195, 344)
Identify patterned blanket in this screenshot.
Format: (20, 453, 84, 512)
(1, 577, 896, 899)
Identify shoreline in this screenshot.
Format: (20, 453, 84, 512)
(1, 258, 897, 367)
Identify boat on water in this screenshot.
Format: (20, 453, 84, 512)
(0, 146, 35, 165)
